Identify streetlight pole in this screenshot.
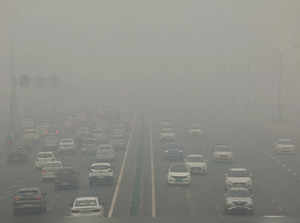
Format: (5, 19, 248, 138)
(9, 40, 17, 143)
(277, 50, 283, 122)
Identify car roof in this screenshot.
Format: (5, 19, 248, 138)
(18, 187, 40, 192)
(38, 151, 54, 155)
(229, 168, 248, 171)
(228, 187, 249, 192)
(170, 163, 186, 168)
(75, 197, 98, 201)
(61, 138, 73, 141)
(45, 161, 62, 164)
(91, 162, 111, 167)
(186, 154, 203, 158)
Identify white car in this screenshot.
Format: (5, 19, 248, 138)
(159, 120, 172, 128)
(273, 138, 296, 154)
(71, 197, 104, 217)
(160, 128, 176, 142)
(185, 154, 207, 174)
(58, 138, 75, 153)
(88, 163, 114, 186)
(35, 152, 56, 169)
(95, 144, 115, 161)
(213, 144, 233, 162)
(167, 163, 191, 185)
(225, 168, 253, 191)
(224, 188, 254, 215)
(188, 125, 203, 136)
(41, 161, 63, 181)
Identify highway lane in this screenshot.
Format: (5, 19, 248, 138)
(0, 116, 136, 223)
(150, 116, 300, 221)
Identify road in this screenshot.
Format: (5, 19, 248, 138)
(0, 111, 300, 223)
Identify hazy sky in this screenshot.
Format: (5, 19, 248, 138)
(1, 0, 300, 113)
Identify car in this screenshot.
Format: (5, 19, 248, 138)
(164, 143, 184, 161)
(188, 124, 203, 136)
(22, 118, 35, 130)
(7, 147, 28, 164)
(13, 187, 47, 215)
(23, 128, 40, 143)
(58, 138, 76, 154)
(273, 138, 296, 154)
(224, 188, 254, 215)
(159, 120, 173, 128)
(54, 167, 80, 190)
(167, 163, 191, 185)
(91, 128, 109, 144)
(35, 152, 56, 169)
(70, 197, 104, 217)
(81, 136, 98, 154)
(41, 161, 63, 181)
(160, 128, 176, 142)
(95, 144, 115, 162)
(88, 162, 114, 186)
(160, 135, 176, 149)
(212, 144, 233, 162)
(225, 168, 253, 191)
(43, 135, 59, 151)
(37, 121, 50, 137)
(184, 154, 207, 174)
(111, 134, 126, 151)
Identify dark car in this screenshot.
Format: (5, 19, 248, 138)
(7, 147, 28, 164)
(43, 135, 59, 151)
(54, 167, 80, 190)
(13, 187, 47, 215)
(164, 143, 184, 161)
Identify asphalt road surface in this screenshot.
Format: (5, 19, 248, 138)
(0, 112, 300, 223)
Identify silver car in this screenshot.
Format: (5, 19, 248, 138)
(95, 144, 115, 162)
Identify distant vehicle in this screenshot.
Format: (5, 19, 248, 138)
(41, 161, 63, 181)
(273, 138, 296, 154)
(188, 124, 204, 136)
(95, 144, 115, 162)
(70, 197, 104, 217)
(47, 126, 60, 136)
(76, 127, 89, 140)
(160, 135, 176, 148)
(13, 187, 47, 215)
(167, 163, 191, 185)
(58, 138, 76, 154)
(225, 168, 253, 192)
(43, 135, 59, 151)
(91, 128, 109, 144)
(160, 128, 176, 142)
(159, 120, 173, 128)
(22, 118, 35, 130)
(7, 147, 28, 164)
(224, 188, 254, 215)
(184, 154, 207, 174)
(81, 136, 98, 154)
(37, 121, 50, 137)
(212, 144, 233, 162)
(88, 163, 114, 186)
(23, 128, 40, 143)
(35, 152, 56, 169)
(164, 143, 184, 161)
(111, 134, 126, 151)
(54, 167, 79, 190)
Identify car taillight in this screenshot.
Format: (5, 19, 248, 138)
(56, 130, 59, 135)
(42, 170, 46, 174)
(14, 196, 20, 201)
(35, 196, 41, 200)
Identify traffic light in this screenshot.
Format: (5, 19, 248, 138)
(19, 75, 31, 88)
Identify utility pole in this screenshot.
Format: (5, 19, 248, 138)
(277, 51, 283, 122)
(9, 40, 17, 143)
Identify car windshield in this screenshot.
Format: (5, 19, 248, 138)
(170, 165, 188, 172)
(228, 170, 249, 177)
(61, 139, 73, 143)
(45, 162, 62, 168)
(38, 153, 53, 158)
(17, 190, 39, 196)
(161, 128, 173, 133)
(215, 146, 231, 152)
(186, 157, 204, 162)
(278, 139, 293, 145)
(99, 145, 112, 150)
(228, 190, 251, 198)
(75, 199, 97, 207)
(91, 165, 111, 171)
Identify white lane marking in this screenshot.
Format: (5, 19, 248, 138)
(108, 115, 136, 218)
(149, 121, 157, 218)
